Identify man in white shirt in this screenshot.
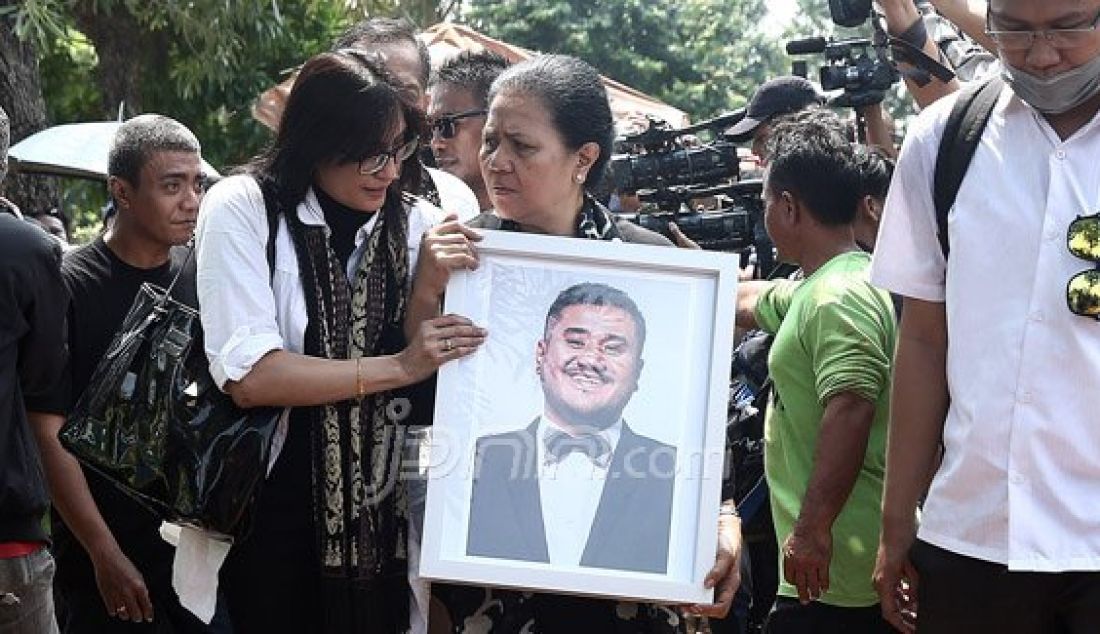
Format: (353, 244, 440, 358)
(466, 282, 676, 574)
(870, 1, 1100, 632)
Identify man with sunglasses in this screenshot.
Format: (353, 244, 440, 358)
(428, 51, 509, 212)
(870, 1, 1100, 632)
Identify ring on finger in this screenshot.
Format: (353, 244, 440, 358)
(444, 338, 454, 352)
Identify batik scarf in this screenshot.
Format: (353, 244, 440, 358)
(496, 194, 623, 241)
(277, 184, 414, 633)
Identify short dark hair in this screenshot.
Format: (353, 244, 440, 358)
(489, 55, 614, 190)
(544, 282, 647, 351)
(0, 106, 9, 183)
(853, 144, 894, 201)
(430, 50, 510, 107)
(765, 108, 860, 227)
(332, 18, 430, 89)
(107, 114, 200, 187)
(248, 49, 424, 209)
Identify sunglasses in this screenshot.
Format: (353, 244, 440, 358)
(1067, 214, 1100, 318)
(429, 109, 487, 139)
(358, 136, 420, 176)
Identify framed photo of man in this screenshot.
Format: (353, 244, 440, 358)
(419, 230, 738, 605)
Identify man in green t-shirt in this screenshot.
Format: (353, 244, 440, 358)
(736, 110, 897, 633)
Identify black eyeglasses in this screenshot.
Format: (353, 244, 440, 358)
(986, 8, 1100, 51)
(429, 109, 487, 139)
(1067, 214, 1100, 318)
(357, 136, 419, 176)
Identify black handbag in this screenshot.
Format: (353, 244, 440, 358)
(59, 253, 280, 537)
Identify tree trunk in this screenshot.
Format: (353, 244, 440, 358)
(72, 1, 148, 118)
(0, 5, 59, 216)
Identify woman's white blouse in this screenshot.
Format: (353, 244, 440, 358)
(195, 174, 443, 390)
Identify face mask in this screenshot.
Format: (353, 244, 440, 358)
(1001, 53, 1100, 114)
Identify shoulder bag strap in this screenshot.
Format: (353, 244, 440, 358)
(933, 74, 1004, 258)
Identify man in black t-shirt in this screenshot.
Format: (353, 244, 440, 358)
(36, 114, 216, 633)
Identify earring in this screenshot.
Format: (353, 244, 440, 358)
(574, 173, 585, 183)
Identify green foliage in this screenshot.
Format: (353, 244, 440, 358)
(464, 0, 785, 119)
(11, 0, 437, 239)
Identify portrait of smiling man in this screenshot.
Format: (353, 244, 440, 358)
(466, 281, 676, 574)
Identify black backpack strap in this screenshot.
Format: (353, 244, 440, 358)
(933, 74, 1004, 258)
(256, 177, 282, 283)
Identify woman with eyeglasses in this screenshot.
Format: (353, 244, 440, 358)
(194, 49, 485, 634)
(408, 53, 742, 634)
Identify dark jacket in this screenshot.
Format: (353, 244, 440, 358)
(0, 212, 68, 543)
(467, 419, 676, 574)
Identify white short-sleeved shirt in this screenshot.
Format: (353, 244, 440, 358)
(871, 86, 1100, 572)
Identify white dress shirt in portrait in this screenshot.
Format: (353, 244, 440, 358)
(536, 417, 622, 567)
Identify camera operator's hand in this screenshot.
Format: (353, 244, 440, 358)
(873, 0, 963, 108)
(926, 0, 994, 52)
(668, 222, 701, 250)
(413, 214, 481, 301)
(874, 0, 923, 36)
(857, 102, 899, 159)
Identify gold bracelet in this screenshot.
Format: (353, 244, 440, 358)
(355, 357, 366, 400)
(719, 501, 739, 517)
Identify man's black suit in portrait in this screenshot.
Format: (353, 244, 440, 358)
(466, 282, 676, 574)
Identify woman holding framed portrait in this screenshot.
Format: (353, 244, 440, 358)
(194, 49, 485, 634)
(409, 54, 742, 634)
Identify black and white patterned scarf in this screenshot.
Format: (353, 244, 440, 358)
(277, 184, 414, 633)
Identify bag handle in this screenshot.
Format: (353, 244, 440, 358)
(933, 75, 1004, 257)
(105, 245, 195, 358)
(159, 244, 195, 309)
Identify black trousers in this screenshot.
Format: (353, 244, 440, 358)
(911, 539, 1100, 634)
(221, 417, 318, 634)
(763, 597, 893, 634)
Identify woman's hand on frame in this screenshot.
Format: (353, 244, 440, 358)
(416, 214, 482, 300)
(398, 313, 487, 383)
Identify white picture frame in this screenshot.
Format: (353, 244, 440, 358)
(419, 229, 738, 605)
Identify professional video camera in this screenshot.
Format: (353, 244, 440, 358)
(786, 35, 898, 108)
(787, 0, 959, 107)
(608, 111, 772, 262)
(785, 0, 899, 108)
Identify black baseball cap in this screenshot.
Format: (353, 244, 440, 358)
(726, 76, 824, 142)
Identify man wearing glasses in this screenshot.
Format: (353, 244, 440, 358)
(871, 1, 1100, 632)
(427, 51, 509, 212)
